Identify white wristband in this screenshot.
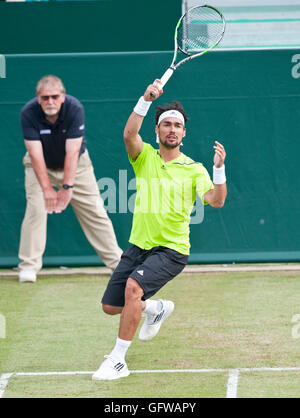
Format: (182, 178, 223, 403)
(213, 165, 226, 184)
(133, 96, 152, 117)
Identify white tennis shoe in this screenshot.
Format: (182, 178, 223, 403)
(139, 299, 174, 341)
(92, 355, 130, 381)
(18, 270, 36, 283)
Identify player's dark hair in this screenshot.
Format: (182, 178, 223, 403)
(154, 101, 189, 125)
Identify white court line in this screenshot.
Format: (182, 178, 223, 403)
(1, 367, 300, 398)
(226, 369, 240, 398)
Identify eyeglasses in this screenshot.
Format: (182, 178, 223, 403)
(40, 94, 61, 101)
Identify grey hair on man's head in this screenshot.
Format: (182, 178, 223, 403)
(36, 75, 66, 94)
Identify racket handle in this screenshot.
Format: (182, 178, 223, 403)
(150, 67, 175, 98)
(159, 67, 175, 87)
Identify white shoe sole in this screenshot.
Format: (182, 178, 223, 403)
(19, 277, 37, 283)
(92, 369, 130, 381)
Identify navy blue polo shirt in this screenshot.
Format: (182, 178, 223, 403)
(20, 94, 87, 170)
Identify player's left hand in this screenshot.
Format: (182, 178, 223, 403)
(213, 141, 226, 168)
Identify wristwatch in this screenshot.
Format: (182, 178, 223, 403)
(62, 184, 73, 190)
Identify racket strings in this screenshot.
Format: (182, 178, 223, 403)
(178, 7, 224, 53)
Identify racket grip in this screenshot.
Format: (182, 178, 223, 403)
(159, 67, 175, 88)
(150, 67, 174, 98)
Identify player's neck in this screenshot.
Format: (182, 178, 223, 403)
(159, 145, 181, 162)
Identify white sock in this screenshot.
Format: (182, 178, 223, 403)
(109, 337, 131, 362)
(143, 299, 162, 316)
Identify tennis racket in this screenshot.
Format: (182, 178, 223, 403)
(150, 4, 226, 97)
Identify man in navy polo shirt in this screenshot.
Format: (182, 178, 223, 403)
(18, 75, 122, 282)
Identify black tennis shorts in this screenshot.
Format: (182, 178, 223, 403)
(101, 245, 188, 307)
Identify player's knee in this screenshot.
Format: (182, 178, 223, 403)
(102, 304, 122, 315)
(125, 278, 144, 302)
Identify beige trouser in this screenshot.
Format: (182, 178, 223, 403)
(18, 150, 122, 273)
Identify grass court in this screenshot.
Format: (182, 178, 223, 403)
(0, 269, 299, 398)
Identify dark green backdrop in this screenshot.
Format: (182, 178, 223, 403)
(1, 48, 300, 267)
(0, 1, 299, 267)
(0, 0, 181, 54)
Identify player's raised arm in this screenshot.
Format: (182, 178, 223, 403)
(123, 81, 162, 160)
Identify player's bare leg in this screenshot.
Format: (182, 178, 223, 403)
(119, 278, 145, 340)
(92, 279, 144, 381)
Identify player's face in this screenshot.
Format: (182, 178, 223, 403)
(156, 117, 186, 149)
(37, 84, 65, 117)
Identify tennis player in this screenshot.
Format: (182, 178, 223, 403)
(92, 81, 227, 380)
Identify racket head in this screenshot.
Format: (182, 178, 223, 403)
(175, 5, 225, 57)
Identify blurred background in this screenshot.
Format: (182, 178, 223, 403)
(0, 0, 299, 268)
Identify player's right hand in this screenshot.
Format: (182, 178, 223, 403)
(144, 79, 163, 101)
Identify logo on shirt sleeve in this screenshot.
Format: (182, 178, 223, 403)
(79, 124, 85, 130)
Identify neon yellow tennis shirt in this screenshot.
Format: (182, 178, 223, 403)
(128, 142, 214, 255)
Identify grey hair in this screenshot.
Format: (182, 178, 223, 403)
(36, 75, 66, 94)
